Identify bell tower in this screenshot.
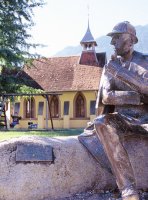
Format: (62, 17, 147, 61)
(79, 20, 99, 66)
(80, 20, 97, 51)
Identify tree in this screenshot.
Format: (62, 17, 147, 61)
(0, 0, 45, 68)
(0, 0, 45, 94)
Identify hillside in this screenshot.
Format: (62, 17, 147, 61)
(55, 24, 148, 59)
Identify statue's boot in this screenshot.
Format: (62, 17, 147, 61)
(122, 194, 139, 200)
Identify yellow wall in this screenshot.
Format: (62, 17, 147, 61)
(10, 90, 97, 130)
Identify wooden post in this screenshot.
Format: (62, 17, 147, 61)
(45, 95, 54, 130)
(45, 97, 48, 130)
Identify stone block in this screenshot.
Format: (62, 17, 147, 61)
(0, 135, 147, 200)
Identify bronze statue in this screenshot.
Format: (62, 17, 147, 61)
(78, 21, 148, 200)
(94, 21, 148, 200)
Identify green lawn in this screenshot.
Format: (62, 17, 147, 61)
(0, 129, 83, 142)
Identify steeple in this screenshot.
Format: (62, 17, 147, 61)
(79, 18, 99, 66)
(79, 8, 106, 67)
(80, 19, 97, 51)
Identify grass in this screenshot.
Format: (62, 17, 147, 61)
(0, 129, 83, 142)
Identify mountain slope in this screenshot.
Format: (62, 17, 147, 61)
(55, 24, 148, 58)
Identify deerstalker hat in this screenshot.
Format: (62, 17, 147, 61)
(107, 21, 138, 43)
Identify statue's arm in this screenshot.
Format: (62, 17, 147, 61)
(102, 71, 141, 105)
(106, 60, 148, 95)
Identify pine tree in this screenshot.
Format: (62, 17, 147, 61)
(0, 0, 45, 94)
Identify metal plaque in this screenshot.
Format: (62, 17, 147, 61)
(16, 143, 54, 163)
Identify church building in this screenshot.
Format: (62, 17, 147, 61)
(8, 22, 106, 130)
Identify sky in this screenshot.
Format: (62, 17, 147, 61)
(30, 0, 148, 57)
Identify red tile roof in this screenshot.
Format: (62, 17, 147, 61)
(23, 56, 103, 92)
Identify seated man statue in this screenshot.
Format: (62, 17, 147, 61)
(94, 21, 148, 200)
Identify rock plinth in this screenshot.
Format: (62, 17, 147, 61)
(0, 136, 115, 200)
(0, 135, 147, 200)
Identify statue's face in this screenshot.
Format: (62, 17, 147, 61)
(111, 33, 133, 56)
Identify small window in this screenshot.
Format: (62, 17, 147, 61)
(50, 95, 59, 118)
(38, 102, 44, 115)
(75, 93, 85, 118)
(64, 101, 69, 115)
(24, 97, 35, 118)
(14, 102, 20, 115)
(90, 101, 96, 115)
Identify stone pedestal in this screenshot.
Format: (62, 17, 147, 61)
(0, 135, 147, 200)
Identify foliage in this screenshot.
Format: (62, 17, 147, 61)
(0, 0, 45, 68)
(0, 66, 44, 94)
(17, 85, 44, 94)
(0, 0, 46, 94)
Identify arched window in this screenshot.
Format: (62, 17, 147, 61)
(24, 97, 35, 118)
(50, 95, 59, 118)
(75, 93, 86, 118)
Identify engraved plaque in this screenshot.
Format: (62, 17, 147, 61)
(16, 143, 53, 162)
